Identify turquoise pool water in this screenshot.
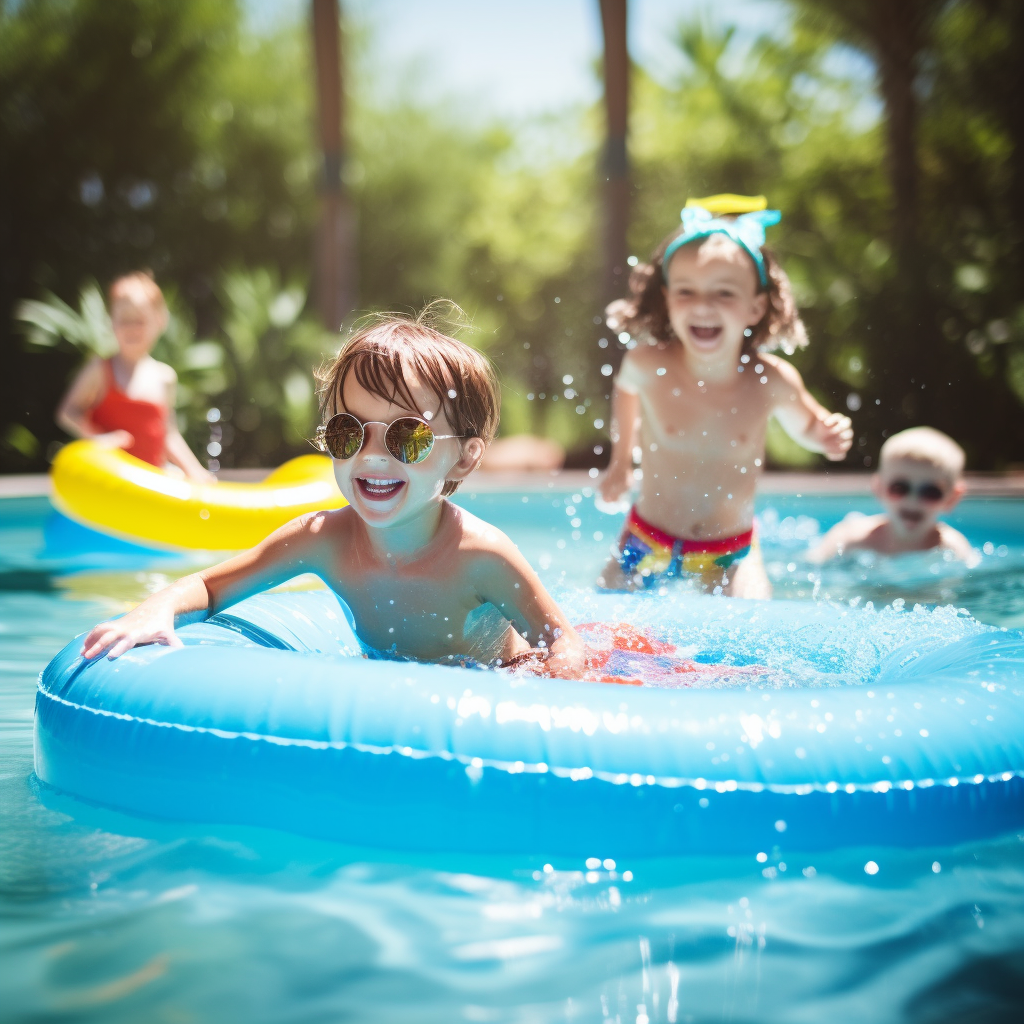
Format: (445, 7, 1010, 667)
(2, 490, 1023, 1022)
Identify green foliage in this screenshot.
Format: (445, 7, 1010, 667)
(0, 0, 318, 469)
(15, 285, 117, 357)
(350, 93, 603, 449)
(3, 0, 1023, 473)
(194, 270, 332, 466)
(777, 0, 1024, 466)
(626, 5, 1024, 468)
(2, 422, 39, 460)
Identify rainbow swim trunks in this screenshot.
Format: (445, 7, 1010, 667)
(616, 506, 754, 586)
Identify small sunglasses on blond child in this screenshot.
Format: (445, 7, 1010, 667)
(316, 413, 464, 464)
(885, 478, 946, 503)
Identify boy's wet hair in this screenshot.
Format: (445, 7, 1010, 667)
(606, 228, 808, 355)
(317, 302, 500, 496)
(108, 270, 167, 315)
(880, 427, 965, 481)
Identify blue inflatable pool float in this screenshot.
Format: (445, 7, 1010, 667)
(35, 590, 1024, 856)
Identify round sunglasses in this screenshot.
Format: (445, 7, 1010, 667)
(885, 478, 946, 503)
(315, 413, 464, 465)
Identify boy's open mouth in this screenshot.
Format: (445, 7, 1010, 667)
(356, 477, 406, 502)
(898, 508, 925, 527)
(688, 325, 722, 342)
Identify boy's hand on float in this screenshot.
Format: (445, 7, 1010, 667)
(81, 606, 182, 661)
(502, 648, 550, 675)
(504, 647, 584, 679)
(506, 631, 587, 679)
(819, 412, 854, 461)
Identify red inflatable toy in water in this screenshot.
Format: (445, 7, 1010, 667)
(578, 622, 767, 687)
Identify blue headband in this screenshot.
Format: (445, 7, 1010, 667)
(662, 205, 781, 287)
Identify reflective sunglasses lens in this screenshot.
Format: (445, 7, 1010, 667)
(324, 414, 363, 459)
(918, 483, 945, 503)
(386, 418, 434, 464)
(887, 479, 911, 498)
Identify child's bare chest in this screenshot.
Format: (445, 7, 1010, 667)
(639, 372, 770, 458)
(330, 561, 481, 656)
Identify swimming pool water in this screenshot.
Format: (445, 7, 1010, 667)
(2, 490, 1023, 1022)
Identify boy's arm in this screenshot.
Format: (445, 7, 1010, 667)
(162, 368, 215, 482)
(81, 513, 328, 659)
(765, 355, 853, 461)
(600, 356, 642, 503)
(472, 546, 585, 678)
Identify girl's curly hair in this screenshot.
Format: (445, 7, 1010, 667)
(606, 227, 808, 355)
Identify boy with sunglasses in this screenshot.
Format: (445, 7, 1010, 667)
(81, 312, 586, 676)
(809, 427, 976, 563)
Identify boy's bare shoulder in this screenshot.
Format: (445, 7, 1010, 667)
(838, 512, 887, 545)
(281, 506, 356, 544)
(450, 504, 529, 574)
(818, 512, 886, 553)
(937, 521, 977, 562)
(451, 504, 516, 554)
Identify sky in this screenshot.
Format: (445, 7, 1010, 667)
(245, 0, 833, 120)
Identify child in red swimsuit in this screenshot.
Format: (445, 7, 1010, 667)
(56, 272, 212, 482)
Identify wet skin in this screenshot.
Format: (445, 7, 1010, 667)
(81, 376, 585, 676)
(808, 457, 976, 563)
(599, 235, 853, 596)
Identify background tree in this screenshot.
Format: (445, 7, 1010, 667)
(2, 0, 1022, 473)
(0, 0, 318, 468)
(785, 0, 1024, 464)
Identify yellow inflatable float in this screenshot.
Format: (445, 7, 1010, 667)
(51, 440, 346, 550)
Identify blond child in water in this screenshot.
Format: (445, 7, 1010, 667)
(56, 271, 211, 482)
(808, 426, 976, 564)
(82, 312, 586, 677)
(598, 195, 853, 597)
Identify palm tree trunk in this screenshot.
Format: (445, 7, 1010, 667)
(870, 2, 924, 282)
(312, 0, 356, 331)
(599, 0, 630, 304)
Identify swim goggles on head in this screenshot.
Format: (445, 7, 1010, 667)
(316, 413, 464, 464)
(662, 195, 781, 288)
